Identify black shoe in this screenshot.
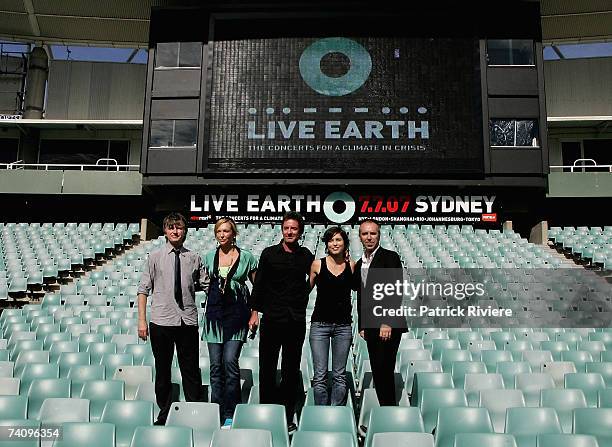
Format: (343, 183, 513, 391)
(287, 422, 297, 434)
(154, 419, 166, 426)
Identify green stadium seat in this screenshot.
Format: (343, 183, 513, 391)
(113, 365, 153, 400)
(298, 406, 357, 446)
(27, 377, 71, 419)
(81, 380, 125, 422)
(358, 388, 380, 437)
(420, 388, 468, 433)
(479, 389, 525, 433)
(364, 406, 425, 447)
(67, 364, 105, 397)
(505, 407, 562, 447)
(38, 397, 90, 423)
(541, 362, 576, 388)
(100, 400, 154, 447)
(540, 389, 587, 434)
(481, 350, 513, 373)
(19, 362, 59, 393)
(585, 362, 612, 387)
(573, 408, 612, 447)
(454, 433, 517, 447)
(464, 373, 504, 407)
(451, 361, 487, 389)
(411, 372, 454, 407)
(166, 402, 219, 447)
(211, 428, 273, 447)
(515, 373, 555, 407)
(0, 395, 27, 419)
(0, 361, 14, 378)
(372, 433, 434, 447)
(536, 434, 599, 447)
(434, 407, 494, 447)
(130, 426, 193, 447)
(598, 388, 612, 408)
(53, 422, 116, 447)
(232, 404, 289, 447)
(496, 362, 532, 389)
(291, 431, 355, 447)
(564, 373, 606, 407)
(58, 352, 90, 377)
(0, 377, 20, 395)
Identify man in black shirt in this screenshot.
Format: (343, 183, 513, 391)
(249, 212, 314, 431)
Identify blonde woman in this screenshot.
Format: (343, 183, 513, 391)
(202, 217, 257, 427)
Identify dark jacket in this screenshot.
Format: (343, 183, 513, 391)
(353, 246, 407, 333)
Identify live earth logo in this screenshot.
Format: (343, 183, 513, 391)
(299, 37, 372, 97)
(245, 37, 431, 143)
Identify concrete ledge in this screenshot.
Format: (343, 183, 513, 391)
(63, 171, 142, 195)
(0, 170, 63, 194)
(548, 172, 612, 197)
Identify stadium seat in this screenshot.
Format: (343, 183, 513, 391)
(434, 407, 494, 447)
(451, 361, 487, 389)
(496, 362, 532, 389)
(464, 373, 505, 406)
(27, 377, 71, 419)
(232, 404, 289, 447)
(598, 388, 612, 408)
(81, 380, 125, 422)
(298, 405, 357, 446)
(291, 431, 355, 447)
(53, 422, 116, 447)
(130, 426, 193, 447)
(515, 373, 555, 407)
(100, 400, 154, 447)
(585, 362, 612, 387)
(0, 395, 27, 419)
(420, 388, 468, 432)
(58, 352, 90, 377)
(67, 364, 105, 397)
(19, 363, 60, 395)
(38, 397, 90, 423)
(505, 407, 562, 447)
(0, 377, 20, 395)
(372, 433, 434, 447)
(358, 388, 380, 437)
(211, 428, 273, 447)
(541, 362, 577, 388)
(411, 372, 454, 407)
(482, 350, 513, 373)
(573, 408, 612, 447)
(540, 389, 588, 434)
(479, 389, 526, 433)
(564, 373, 606, 407)
(536, 434, 599, 447)
(364, 406, 425, 447)
(454, 433, 518, 447)
(113, 365, 152, 400)
(166, 402, 220, 447)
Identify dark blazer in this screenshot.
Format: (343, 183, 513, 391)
(353, 246, 406, 332)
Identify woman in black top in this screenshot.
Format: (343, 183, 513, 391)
(308, 226, 355, 405)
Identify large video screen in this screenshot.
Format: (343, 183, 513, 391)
(207, 35, 483, 176)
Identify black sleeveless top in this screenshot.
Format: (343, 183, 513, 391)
(311, 257, 353, 324)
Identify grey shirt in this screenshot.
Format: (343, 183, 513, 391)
(138, 241, 210, 326)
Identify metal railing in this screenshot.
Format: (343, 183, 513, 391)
(549, 159, 612, 173)
(1, 158, 139, 171)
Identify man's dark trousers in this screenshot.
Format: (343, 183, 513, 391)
(150, 320, 205, 422)
(258, 318, 306, 422)
(364, 328, 401, 406)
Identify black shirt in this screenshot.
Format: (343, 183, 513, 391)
(249, 241, 314, 323)
(311, 258, 353, 324)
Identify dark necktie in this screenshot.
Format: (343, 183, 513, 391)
(173, 248, 184, 310)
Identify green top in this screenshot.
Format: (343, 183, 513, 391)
(201, 248, 258, 343)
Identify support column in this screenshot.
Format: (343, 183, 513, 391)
(23, 46, 48, 119)
(529, 221, 548, 245)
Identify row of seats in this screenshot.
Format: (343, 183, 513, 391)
(1, 398, 611, 447)
(549, 226, 612, 270)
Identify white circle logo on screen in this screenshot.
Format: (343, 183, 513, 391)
(299, 37, 372, 96)
(323, 192, 356, 223)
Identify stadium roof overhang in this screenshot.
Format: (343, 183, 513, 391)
(0, 1, 610, 48)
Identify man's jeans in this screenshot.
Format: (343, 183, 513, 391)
(309, 322, 352, 405)
(208, 340, 243, 421)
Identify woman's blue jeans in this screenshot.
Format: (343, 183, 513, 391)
(208, 340, 243, 420)
(309, 322, 352, 406)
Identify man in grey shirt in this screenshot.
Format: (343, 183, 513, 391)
(138, 212, 209, 424)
